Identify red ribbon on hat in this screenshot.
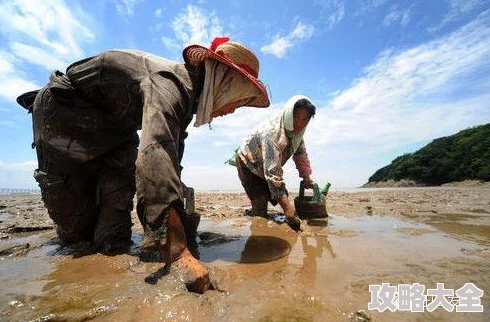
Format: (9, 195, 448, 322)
(209, 36, 259, 79)
(210, 37, 230, 52)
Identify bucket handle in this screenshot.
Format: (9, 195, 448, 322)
(299, 180, 322, 203)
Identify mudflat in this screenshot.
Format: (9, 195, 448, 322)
(1, 185, 489, 321)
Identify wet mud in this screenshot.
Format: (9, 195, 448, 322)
(1, 186, 489, 321)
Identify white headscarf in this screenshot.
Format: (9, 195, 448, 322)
(282, 95, 312, 153)
(194, 60, 260, 127)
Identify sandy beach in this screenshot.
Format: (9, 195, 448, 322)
(1, 185, 489, 321)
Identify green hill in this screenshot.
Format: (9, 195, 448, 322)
(368, 123, 490, 186)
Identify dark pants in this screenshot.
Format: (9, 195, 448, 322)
(32, 85, 138, 250)
(236, 157, 278, 216)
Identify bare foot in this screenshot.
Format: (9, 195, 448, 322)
(172, 249, 212, 293)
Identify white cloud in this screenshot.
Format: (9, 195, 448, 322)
(0, 51, 40, 100)
(444, 0, 486, 23)
(383, 6, 412, 27)
(155, 8, 163, 18)
(0, 0, 95, 101)
(186, 103, 282, 146)
(162, 5, 224, 51)
(0, 0, 94, 58)
(10, 42, 69, 71)
(317, 10, 490, 150)
(353, 0, 387, 17)
(111, 0, 142, 16)
(383, 9, 399, 27)
(0, 160, 36, 171)
(261, 21, 315, 58)
(431, 0, 488, 31)
(0, 75, 39, 101)
(333, 11, 490, 111)
(181, 165, 240, 191)
(315, 0, 346, 29)
(291, 21, 315, 39)
(326, 0, 345, 29)
(261, 38, 293, 59)
(0, 160, 37, 189)
(185, 10, 490, 188)
(401, 10, 411, 26)
(0, 52, 16, 74)
(161, 37, 182, 53)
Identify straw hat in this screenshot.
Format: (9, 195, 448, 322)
(183, 37, 270, 108)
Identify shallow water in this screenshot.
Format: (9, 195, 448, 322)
(1, 213, 489, 321)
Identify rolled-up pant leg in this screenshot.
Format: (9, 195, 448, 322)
(94, 136, 138, 250)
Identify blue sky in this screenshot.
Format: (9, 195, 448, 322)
(0, 0, 489, 190)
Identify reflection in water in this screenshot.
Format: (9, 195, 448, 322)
(197, 219, 294, 264)
(305, 218, 329, 227)
(298, 235, 336, 286)
(240, 236, 291, 263)
(197, 232, 247, 263)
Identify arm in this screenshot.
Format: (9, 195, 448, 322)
(278, 195, 295, 218)
(262, 138, 302, 230)
(293, 140, 314, 187)
(278, 194, 301, 231)
(136, 75, 190, 229)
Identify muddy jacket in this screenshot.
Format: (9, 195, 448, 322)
(40, 50, 202, 229)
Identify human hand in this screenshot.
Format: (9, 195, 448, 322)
(302, 177, 315, 189)
(279, 195, 302, 232)
(286, 214, 302, 232)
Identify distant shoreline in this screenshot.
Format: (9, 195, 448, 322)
(361, 179, 490, 188)
(1, 180, 489, 196)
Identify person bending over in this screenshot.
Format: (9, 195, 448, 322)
(17, 37, 270, 293)
(228, 95, 316, 231)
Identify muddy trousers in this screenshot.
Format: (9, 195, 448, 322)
(34, 143, 137, 249)
(32, 88, 138, 250)
(236, 157, 278, 216)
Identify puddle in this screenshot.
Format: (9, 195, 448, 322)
(198, 233, 291, 264)
(401, 212, 490, 244)
(428, 222, 490, 241)
(196, 219, 293, 264)
(324, 215, 477, 264)
(0, 216, 488, 322)
(0, 234, 57, 311)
